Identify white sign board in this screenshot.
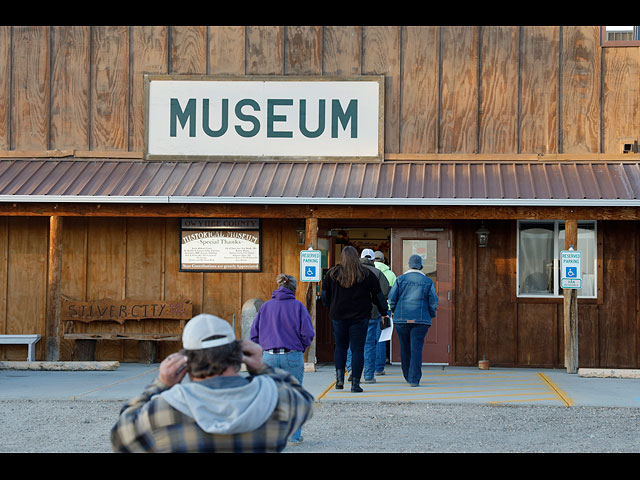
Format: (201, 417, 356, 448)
(560, 249, 582, 289)
(300, 249, 322, 282)
(145, 75, 384, 160)
(180, 218, 261, 272)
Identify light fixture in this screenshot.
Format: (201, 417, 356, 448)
(475, 223, 490, 247)
(296, 226, 305, 245)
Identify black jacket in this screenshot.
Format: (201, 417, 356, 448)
(321, 266, 389, 323)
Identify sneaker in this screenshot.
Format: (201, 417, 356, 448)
(409, 383, 419, 387)
(374, 371, 385, 376)
(363, 378, 376, 383)
(288, 436, 303, 445)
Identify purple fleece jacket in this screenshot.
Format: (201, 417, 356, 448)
(250, 286, 315, 352)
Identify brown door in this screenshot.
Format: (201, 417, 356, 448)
(315, 232, 336, 363)
(315, 266, 334, 362)
(390, 228, 452, 365)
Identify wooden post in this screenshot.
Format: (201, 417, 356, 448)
(305, 216, 318, 369)
(563, 219, 578, 373)
(46, 216, 63, 361)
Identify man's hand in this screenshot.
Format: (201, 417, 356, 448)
(240, 339, 264, 372)
(158, 353, 188, 387)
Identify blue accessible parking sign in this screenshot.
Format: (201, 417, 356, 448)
(560, 249, 582, 289)
(300, 248, 321, 282)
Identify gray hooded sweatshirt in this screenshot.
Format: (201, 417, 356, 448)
(160, 374, 278, 435)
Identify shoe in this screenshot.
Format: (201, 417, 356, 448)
(335, 369, 345, 389)
(351, 378, 363, 392)
(374, 371, 385, 376)
(363, 378, 376, 383)
(288, 436, 303, 445)
(409, 383, 419, 387)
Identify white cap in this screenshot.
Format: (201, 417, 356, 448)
(360, 248, 375, 259)
(182, 313, 236, 350)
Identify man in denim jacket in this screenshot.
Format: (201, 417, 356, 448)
(387, 254, 438, 386)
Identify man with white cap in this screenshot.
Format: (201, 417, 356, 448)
(373, 250, 396, 376)
(110, 313, 314, 453)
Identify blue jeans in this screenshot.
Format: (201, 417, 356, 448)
(345, 317, 380, 379)
(394, 322, 430, 385)
(333, 318, 368, 381)
(262, 350, 304, 441)
(364, 317, 381, 379)
(376, 336, 386, 373)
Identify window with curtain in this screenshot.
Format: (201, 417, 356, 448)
(601, 26, 640, 46)
(517, 221, 596, 298)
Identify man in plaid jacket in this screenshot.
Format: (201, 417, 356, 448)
(110, 313, 314, 453)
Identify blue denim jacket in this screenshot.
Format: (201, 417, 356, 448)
(388, 270, 438, 325)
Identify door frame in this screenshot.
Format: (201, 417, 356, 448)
(389, 227, 453, 366)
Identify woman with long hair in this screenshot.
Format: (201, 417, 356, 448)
(321, 246, 390, 392)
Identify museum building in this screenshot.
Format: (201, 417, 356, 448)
(0, 26, 639, 371)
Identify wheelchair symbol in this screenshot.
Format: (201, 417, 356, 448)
(305, 266, 316, 277)
(566, 267, 577, 278)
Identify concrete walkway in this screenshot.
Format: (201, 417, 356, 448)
(315, 364, 640, 408)
(0, 362, 639, 408)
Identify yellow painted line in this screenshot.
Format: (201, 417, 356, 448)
(419, 372, 536, 378)
(489, 397, 560, 404)
(404, 379, 542, 385)
(323, 387, 551, 400)
(328, 384, 544, 394)
(359, 381, 544, 390)
(317, 380, 337, 401)
(538, 372, 573, 407)
(325, 391, 565, 402)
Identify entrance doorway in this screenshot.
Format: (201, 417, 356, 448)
(313, 226, 452, 366)
(314, 227, 391, 363)
(390, 228, 452, 365)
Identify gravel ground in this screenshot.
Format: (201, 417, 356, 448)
(1, 399, 639, 453)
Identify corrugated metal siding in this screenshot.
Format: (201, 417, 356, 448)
(2, 159, 640, 205)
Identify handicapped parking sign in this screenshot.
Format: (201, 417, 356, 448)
(300, 248, 321, 282)
(560, 249, 582, 289)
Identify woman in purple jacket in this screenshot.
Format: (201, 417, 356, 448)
(250, 273, 315, 444)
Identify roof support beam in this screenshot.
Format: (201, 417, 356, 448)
(1, 202, 639, 221)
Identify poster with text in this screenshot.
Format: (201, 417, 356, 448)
(180, 228, 261, 272)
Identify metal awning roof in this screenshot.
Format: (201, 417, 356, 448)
(2, 158, 640, 207)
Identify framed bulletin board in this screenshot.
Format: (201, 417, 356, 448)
(180, 218, 262, 272)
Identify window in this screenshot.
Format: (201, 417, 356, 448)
(517, 220, 597, 298)
(601, 26, 640, 46)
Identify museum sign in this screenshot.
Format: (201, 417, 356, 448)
(144, 75, 384, 161)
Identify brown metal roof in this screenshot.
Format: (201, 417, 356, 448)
(2, 158, 640, 206)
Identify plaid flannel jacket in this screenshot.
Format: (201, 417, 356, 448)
(110, 365, 314, 453)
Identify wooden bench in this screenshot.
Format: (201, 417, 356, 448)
(61, 298, 192, 363)
(0, 334, 41, 361)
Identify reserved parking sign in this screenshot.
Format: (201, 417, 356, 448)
(560, 249, 582, 289)
(300, 248, 321, 282)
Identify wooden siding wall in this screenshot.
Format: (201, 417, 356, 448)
(0, 26, 637, 155)
(0, 216, 301, 361)
(0, 26, 639, 366)
(454, 220, 639, 368)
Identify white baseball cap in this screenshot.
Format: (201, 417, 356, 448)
(360, 248, 375, 259)
(182, 313, 236, 350)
